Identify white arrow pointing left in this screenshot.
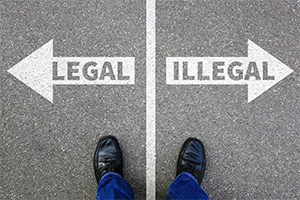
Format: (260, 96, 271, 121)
(8, 40, 135, 103)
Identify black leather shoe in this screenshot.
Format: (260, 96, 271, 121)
(93, 136, 123, 183)
(176, 138, 206, 185)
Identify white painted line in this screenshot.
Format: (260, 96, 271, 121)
(146, 0, 156, 199)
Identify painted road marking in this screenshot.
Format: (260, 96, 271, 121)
(146, 0, 156, 199)
(8, 40, 135, 103)
(166, 40, 293, 102)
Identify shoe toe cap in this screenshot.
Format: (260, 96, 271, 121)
(183, 139, 206, 164)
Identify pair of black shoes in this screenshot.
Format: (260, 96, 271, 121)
(94, 136, 206, 185)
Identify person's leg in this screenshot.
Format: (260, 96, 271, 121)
(94, 136, 135, 200)
(167, 138, 209, 200)
(167, 172, 208, 200)
(96, 172, 134, 200)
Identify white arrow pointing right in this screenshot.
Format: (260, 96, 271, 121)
(247, 40, 293, 102)
(166, 40, 294, 103)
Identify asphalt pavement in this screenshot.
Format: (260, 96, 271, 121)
(156, 0, 299, 199)
(1, 0, 299, 200)
(1, 1, 146, 199)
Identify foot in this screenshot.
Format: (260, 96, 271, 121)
(93, 136, 123, 183)
(176, 138, 206, 185)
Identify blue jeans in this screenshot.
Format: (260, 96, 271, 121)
(96, 172, 209, 200)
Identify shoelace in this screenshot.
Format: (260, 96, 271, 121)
(100, 160, 117, 175)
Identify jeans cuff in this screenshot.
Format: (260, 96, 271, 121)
(178, 172, 199, 184)
(100, 172, 123, 183)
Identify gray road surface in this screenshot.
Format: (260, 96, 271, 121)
(1, 0, 299, 200)
(1, 1, 146, 199)
(156, 0, 299, 199)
